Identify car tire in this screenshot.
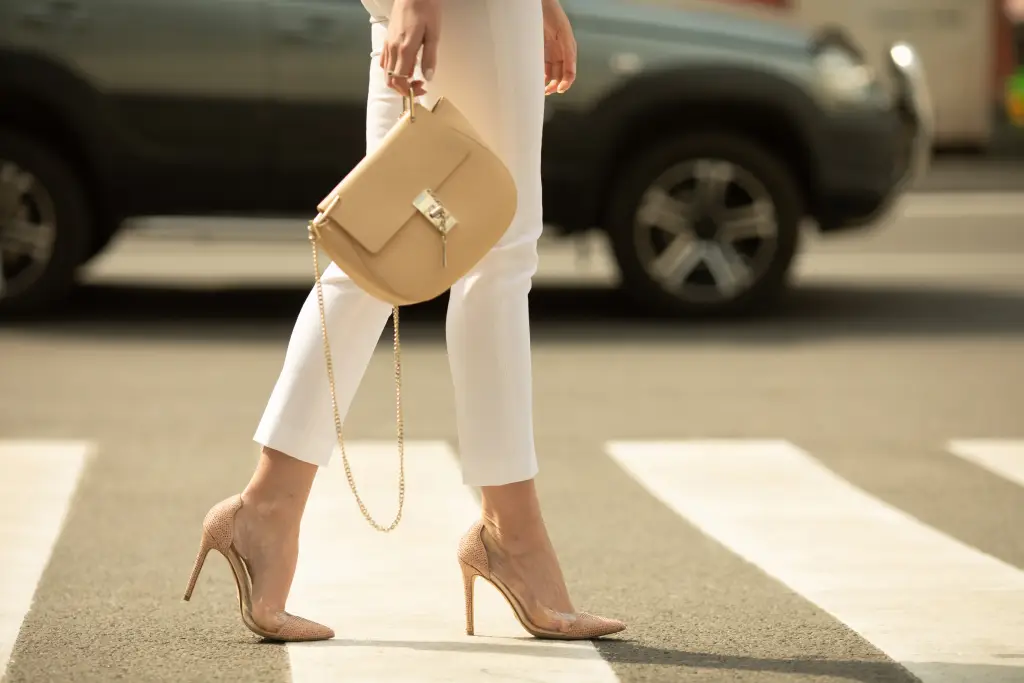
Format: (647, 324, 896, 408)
(0, 129, 92, 316)
(605, 131, 803, 317)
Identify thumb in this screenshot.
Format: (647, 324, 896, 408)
(421, 31, 440, 81)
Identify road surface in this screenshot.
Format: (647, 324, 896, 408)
(1, 191, 1022, 683)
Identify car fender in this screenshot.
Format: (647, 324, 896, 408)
(576, 64, 826, 226)
(0, 49, 111, 192)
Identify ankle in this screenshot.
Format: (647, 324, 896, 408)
(240, 489, 305, 529)
(239, 447, 316, 524)
(481, 513, 550, 556)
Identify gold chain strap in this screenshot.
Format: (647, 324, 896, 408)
(309, 226, 405, 533)
(303, 96, 416, 532)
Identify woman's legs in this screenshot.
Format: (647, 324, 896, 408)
(251, 21, 402, 469)
(231, 449, 318, 631)
(432, 0, 595, 631)
(435, 0, 543, 487)
(231, 13, 402, 631)
(232, 0, 617, 636)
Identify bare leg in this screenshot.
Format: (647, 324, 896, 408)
(480, 481, 577, 630)
(229, 7, 404, 632)
(230, 448, 317, 631)
(430, 0, 613, 635)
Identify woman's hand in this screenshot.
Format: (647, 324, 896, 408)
(543, 0, 577, 95)
(381, 0, 441, 97)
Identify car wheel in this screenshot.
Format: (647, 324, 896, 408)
(0, 129, 92, 316)
(605, 131, 803, 317)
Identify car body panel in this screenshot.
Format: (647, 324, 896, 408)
(1, 0, 274, 217)
(267, 0, 372, 213)
(0, 0, 922, 233)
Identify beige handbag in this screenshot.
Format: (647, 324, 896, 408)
(306, 92, 518, 532)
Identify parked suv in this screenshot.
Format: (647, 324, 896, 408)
(0, 0, 930, 316)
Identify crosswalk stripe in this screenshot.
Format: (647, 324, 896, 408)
(947, 440, 1024, 489)
(606, 439, 1024, 683)
(286, 440, 620, 683)
(0, 440, 92, 676)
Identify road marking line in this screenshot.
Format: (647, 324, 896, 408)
(606, 439, 1024, 683)
(795, 254, 1024, 279)
(899, 193, 1024, 218)
(0, 440, 92, 675)
(947, 440, 1024, 489)
(286, 441, 619, 683)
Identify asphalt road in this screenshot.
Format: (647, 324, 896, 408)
(1, 191, 1023, 683)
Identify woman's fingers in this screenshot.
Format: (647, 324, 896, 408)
(382, 39, 427, 98)
(378, 0, 441, 96)
(545, 53, 563, 95)
(382, 38, 419, 96)
(383, 40, 401, 92)
(420, 27, 440, 82)
(391, 36, 421, 96)
(559, 53, 576, 93)
(380, 40, 390, 79)
(558, 35, 577, 93)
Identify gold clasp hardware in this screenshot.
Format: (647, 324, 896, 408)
(402, 91, 416, 123)
(413, 189, 456, 267)
(413, 189, 457, 235)
(308, 194, 340, 242)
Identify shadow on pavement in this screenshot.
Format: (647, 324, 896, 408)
(254, 634, 1017, 682)
(594, 640, 1018, 682)
(3, 281, 1023, 344)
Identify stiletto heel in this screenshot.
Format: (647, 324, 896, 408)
(182, 533, 213, 601)
(182, 495, 334, 642)
(456, 520, 626, 640)
(460, 561, 478, 636)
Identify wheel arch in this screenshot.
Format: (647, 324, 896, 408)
(584, 66, 824, 234)
(0, 50, 119, 257)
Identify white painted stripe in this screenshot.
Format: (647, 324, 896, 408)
(795, 254, 1024, 279)
(286, 441, 619, 683)
(0, 441, 92, 674)
(607, 439, 1024, 683)
(898, 193, 1024, 218)
(948, 440, 1024, 489)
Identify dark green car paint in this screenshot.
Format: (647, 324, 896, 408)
(0, 0, 926, 314)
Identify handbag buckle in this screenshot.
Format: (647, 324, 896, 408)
(413, 189, 457, 235)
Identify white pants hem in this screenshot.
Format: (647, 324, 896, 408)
(253, 418, 334, 469)
(461, 459, 539, 488)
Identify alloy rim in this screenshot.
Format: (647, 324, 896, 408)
(632, 158, 780, 304)
(0, 161, 57, 299)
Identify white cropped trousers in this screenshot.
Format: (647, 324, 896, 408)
(253, 0, 546, 486)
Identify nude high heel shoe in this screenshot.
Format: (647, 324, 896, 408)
(457, 520, 626, 640)
(182, 495, 334, 642)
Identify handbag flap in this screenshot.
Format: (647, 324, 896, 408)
(320, 111, 474, 254)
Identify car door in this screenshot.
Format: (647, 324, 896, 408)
(8, 0, 274, 216)
(267, 0, 371, 214)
